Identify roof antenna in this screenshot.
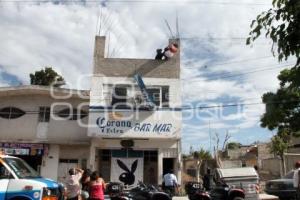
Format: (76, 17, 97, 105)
(176, 11, 180, 39)
(107, 32, 111, 58)
(98, 7, 103, 35)
(165, 19, 175, 39)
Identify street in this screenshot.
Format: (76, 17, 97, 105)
(173, 197, 188, 200)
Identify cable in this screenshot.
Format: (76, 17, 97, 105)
(184, 63, 293, 82)
(2, 98, 299, 115)
(183, 56, 274, 69)
(181, 98, 300, 111)
(0, 0, 271, 6)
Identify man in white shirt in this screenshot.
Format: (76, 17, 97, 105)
(163, 169, 178, 196)
(293, 161, 300, 200)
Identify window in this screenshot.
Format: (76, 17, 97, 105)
(57, 108, 88, 120)
(4, 157, 40, 179)
(0, 162, 11, 179)
(162, 86, 169, 108)
(144, 151, 158, 162)
(38, 107, 50, 122)
(0, 107, 25, 119)
(111, 87, 128, 108)
(100, 150, 111, 161)
(147, 88, 161, 106)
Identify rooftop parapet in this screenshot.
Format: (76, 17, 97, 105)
(93, 36, 180, 79)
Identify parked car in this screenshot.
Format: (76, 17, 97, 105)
(265, 170, 296, 200)
(0, 154, 62, 200)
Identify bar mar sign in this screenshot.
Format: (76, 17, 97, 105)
(88, 111, 181, 138)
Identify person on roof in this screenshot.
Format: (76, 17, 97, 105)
(155, 43, 178, 60)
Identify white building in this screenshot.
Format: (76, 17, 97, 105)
(88, 36, 182, 186)
(0, 85, 90, 182)
(0, 36, 182, 186)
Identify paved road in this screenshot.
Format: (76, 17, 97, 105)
(173, 196, 188, 200)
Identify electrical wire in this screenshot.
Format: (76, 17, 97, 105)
(183, 56, 274, 69)
(0, 0, 271, 6)
(184, 63, 293, 82)
(1, 98, 299, 115)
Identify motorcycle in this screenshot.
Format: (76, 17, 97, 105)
(185, 182, 210, 200)
(185, 181, 245, 200)
(107, 181, 171, 200)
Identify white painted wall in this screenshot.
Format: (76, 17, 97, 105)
(90, 76, 181, 107)
(0, 95, 89, 143)
(41, 144, 60, 181)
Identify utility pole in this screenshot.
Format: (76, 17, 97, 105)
(209, 121, 212, 156)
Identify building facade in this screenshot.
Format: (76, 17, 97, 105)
(87, 36, 182, 187)
(0, 36, 182, 187)
(0, 86, 90, 182)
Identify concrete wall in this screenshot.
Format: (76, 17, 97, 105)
(284, 153, 300, 173)
(41, 144, 60, 180)
(93, 36, 180, 79)
(89, 138, 181, 184)
(90, 77, 181, 108)
(0, 94, 89, 143)
(261, 158, 281, 177)
(88, 36, 182, 185)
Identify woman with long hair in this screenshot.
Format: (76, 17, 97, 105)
(89, 171, 106, 200)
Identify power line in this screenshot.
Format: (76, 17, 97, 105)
(1, 98, 299, 116)
(184, 63, 293, 82)
(0, 0, 271, 6)
(181, 98, 300, 111)
(183, 56, 274, 69)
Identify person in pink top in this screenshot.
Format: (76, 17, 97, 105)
(89, 171, 106, 200)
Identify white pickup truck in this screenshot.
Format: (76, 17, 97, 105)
(0, 154, 62, 200)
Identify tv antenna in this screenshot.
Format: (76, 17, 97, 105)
(164, 19, 175, 39)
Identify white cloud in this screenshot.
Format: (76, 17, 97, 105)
(0, 0, 280, 152)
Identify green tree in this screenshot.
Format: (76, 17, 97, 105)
(227, 142, 241, 150)
(247, 1, 300, 141)
(192, 148, 212, 182)
(30, 67, 65, 87)
(193, 148, 212, 160)
(269, 132, 290, 176)
(247, 0, 300, 64)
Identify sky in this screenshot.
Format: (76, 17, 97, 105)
(0, 0, 295, 153)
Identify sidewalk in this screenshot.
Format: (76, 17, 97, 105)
(173, 196, 189, 200)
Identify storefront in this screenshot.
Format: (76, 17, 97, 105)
(0, 142, 48, 171)
(88, 110, 182, 187)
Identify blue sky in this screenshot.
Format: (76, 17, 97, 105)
(0, 0, 292, 153)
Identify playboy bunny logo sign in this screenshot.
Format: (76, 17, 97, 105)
(117, 159, 138, 185)
(111, 158, 143, 188)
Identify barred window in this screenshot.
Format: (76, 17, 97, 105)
(0, 107, 25, 119)
(57, 108, 88, 120)
(38, 107, 50, 122)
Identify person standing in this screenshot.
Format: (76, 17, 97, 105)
(293, 161, 300, 200)
(163, 169, 178, 196)
(203, 168, 213, 191)
(65, 168, 84, 200)
(80, 169, 91, 200)
(89, 171, 106, 200)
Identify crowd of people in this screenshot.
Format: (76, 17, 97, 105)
(64, 168, 106, 200)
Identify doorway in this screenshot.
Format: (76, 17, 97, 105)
(163, 158, 175, 175)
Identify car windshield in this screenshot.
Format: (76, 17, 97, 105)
(3, 157, 41, 179)
(284, 171, 295, 179)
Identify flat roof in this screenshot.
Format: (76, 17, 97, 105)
(0, 85, 89, 98)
